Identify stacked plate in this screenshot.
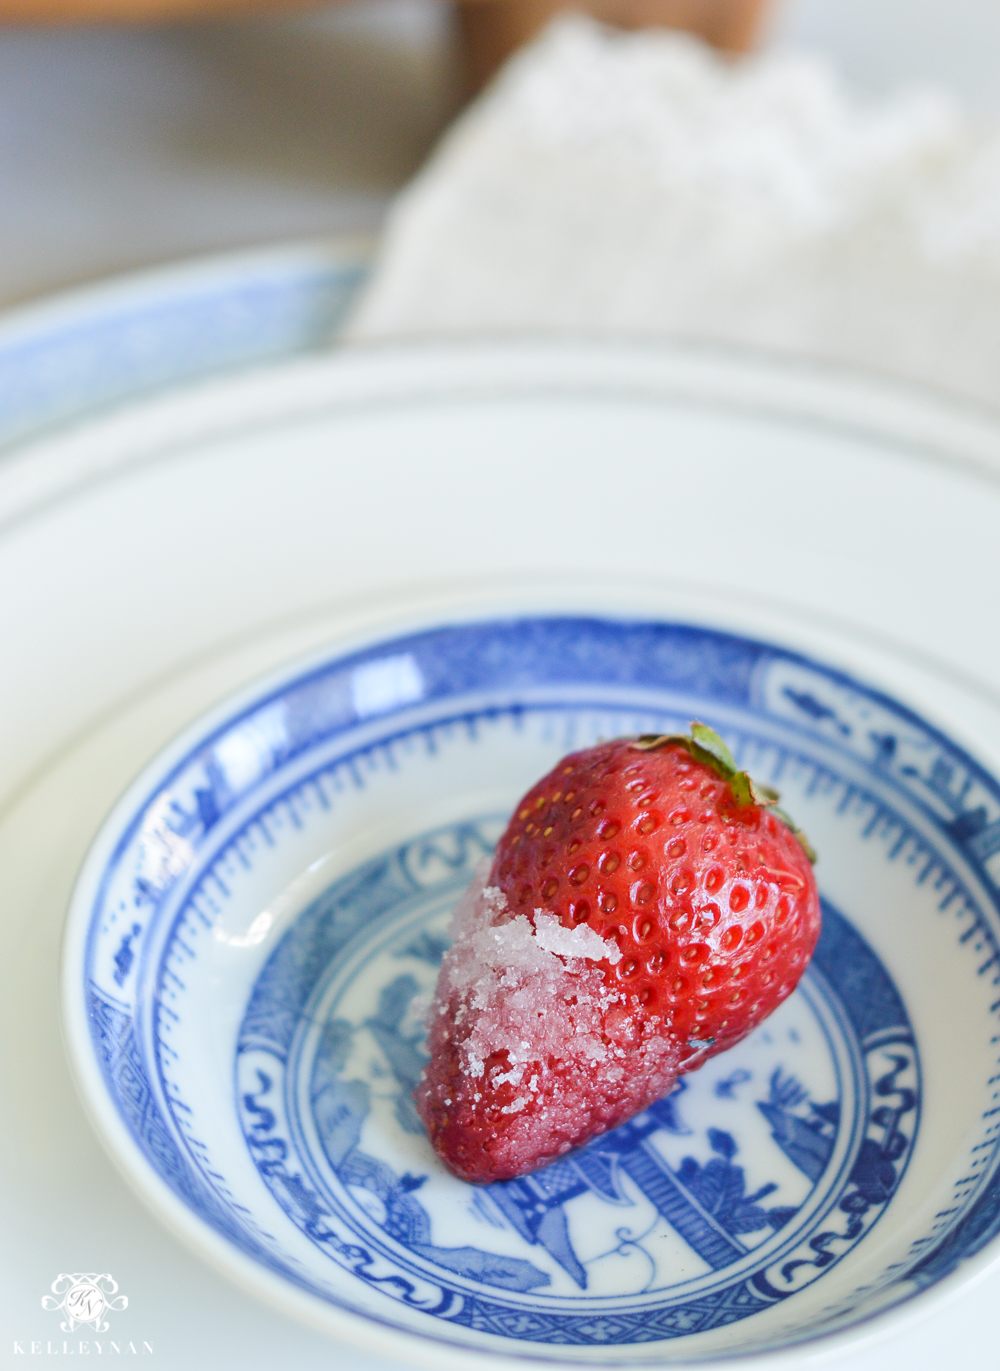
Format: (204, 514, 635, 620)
(6, 241, 1000, 1370)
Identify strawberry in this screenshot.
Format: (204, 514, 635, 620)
(414, 724, 820, 1184)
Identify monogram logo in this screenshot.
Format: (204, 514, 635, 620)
(42, 1275, 128, 1333)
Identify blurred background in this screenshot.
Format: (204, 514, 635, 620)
(3, 0, 1000, 312)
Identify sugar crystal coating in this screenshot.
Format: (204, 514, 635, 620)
(415, 860, 682, 1182)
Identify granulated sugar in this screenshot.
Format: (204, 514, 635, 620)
(534, 910, 622, 964)
(433, 863, 626, 1085)
(415, 860, 681, 1180)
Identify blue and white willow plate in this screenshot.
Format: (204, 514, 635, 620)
(0, 238, 368, 451)
(63, 613, 1000, 1364)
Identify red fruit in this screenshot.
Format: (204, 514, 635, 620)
(414, 724, 820, 1184)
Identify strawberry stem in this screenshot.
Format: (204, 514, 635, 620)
(631, 722, 816, 863)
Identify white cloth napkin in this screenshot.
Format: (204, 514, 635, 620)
(345, 16, 1000, 408)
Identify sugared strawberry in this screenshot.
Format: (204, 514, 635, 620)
(414, 724, 820, 1184)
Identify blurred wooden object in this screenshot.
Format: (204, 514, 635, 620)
(0, 0, 771, 95)
(457, 0, 769, 92)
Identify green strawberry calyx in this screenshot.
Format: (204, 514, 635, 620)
(631, 722, 817, 863)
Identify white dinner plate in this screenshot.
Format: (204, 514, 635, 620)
(7, 318, 1000, 1370)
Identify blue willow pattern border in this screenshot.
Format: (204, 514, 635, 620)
(0, 247, 368, 451)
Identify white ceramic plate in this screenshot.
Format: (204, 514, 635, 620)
(8, 330, 1000, 1369)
